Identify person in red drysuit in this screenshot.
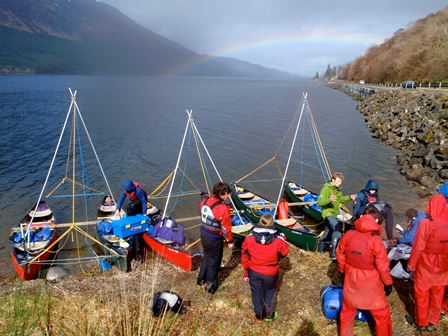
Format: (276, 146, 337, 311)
(336, 206, 393, 336)
(241, 213, 289, 322)
(405, 194, 448, 332)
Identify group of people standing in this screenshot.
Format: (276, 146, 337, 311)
(317, 173, 448, 335)
(117, 177, 448, 334)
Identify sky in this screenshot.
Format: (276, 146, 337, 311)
(100, 0, 447, 76)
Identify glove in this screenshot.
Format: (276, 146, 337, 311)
(384, 284, 393, 297)
(340, 272, 345, 286)
(405, 268, 414, 280)
(243, 271, 249, 283)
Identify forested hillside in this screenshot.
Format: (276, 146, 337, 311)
(338, 7, 448, 84)
(0, 0, 294, 77)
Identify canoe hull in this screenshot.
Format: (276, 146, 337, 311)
(11, 202, 58, 280)
(231, 182, 318, 251)
(95, 222, 135, 273)
(284, 181, 324, 223)
(142, 232, 201, 271)
(274, 223, 318, 251)
(284, 181, 353, 233)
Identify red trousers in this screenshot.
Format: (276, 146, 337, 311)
(339, 303, 392, 336)
(413, 283, 444, 326)
(442, 295, 448, 314)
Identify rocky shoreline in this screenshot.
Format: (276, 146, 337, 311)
(328, 83, 448, 198)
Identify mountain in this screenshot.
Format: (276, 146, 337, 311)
(0, 0, 295, 78)
(338, 6, 448, 83)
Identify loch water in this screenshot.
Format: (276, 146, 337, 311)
(0, 75, 421, 277)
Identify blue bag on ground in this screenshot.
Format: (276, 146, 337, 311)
(321, 285, 373, 323)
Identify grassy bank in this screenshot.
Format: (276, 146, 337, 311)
(1, 246, 447, 335)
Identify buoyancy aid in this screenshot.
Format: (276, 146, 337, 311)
(345, 231, 375, 270)
(367, 195, 377, 203)
(200, 196, 222, 230)
(422, 220, 448, 254)
(125, 182, 146, 201)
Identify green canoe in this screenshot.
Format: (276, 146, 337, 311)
(231, 182, 318, 251)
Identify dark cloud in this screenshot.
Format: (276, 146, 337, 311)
(100, 0, 447, 75)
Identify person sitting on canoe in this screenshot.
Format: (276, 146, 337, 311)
(115, 179, 148, 261)
(197, 182, 234, 294)
(317, 172, 356, 260)
(353, 180, 395, 247)
(241, 213, 289, 322)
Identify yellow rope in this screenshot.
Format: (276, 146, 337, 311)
(191, 118, 211, 195)
(184, 223, 200, 230)
(149, 171, 174, 197)
(236, 157, 276, 183)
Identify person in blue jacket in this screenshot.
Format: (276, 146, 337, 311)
(115, 180, 148, 217)
(353, 180, 395, 246)
(396, 208, 427, 247)
(115, 179, 148, 261)
(438, 183, 448, 203)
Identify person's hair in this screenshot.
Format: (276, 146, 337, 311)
(405, 208, 418, 220)
(331, 172, 344, 181)
(362, 205, 378, 220)
(212, 182, 231, 198)
(259, 213, 274, 227)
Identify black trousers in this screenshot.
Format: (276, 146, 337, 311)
(126, 200, 143, 260)
(248, 269, 279, 320)
(197, 231, 223, 294)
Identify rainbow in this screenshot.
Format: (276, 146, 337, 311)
(165, 31, 381, 76)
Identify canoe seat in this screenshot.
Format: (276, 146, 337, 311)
(102, 235, 122, 243)
(293, 188, 308, 196)
(239, 192, 254, 199)
(337, 213, 352, 222)
(232, 223, 253, 234)
(275, 217, 297, 227)
(154, 237, 175, 244)
(13, 240, 49, 252)
(100, 204, 117, 212)
(146, 204, 159, 215)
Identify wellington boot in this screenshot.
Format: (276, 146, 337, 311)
(317, 240, 329, 253)
(329, 237, 340, 260)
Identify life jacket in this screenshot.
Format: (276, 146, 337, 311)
(423, 219, 448, 254)
(125, 182, 146, 201)
(345, 231, 375, 270)
(200, 196, 222, 230)
(367, 195, 377, 203)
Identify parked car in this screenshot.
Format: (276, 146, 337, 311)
(359, 80, 365, 84)
(402, 80, 416, 89)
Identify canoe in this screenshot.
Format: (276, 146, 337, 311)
(142, 202, 202, 272)
(10, 201, 59, 280)
(229, 204, 254, 248)
(284, 180, 353, 232)
(231, 182, 318, 251)
(96, 195, 134, 272)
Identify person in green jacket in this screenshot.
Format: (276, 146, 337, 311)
(317, 172, 356, 260)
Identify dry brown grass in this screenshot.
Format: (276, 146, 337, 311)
(1, 246, 448, 335)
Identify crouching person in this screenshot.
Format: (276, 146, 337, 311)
(152, 290, 191, 317)
(336, 206, 393, 336)
(241, 214, 289, 322)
